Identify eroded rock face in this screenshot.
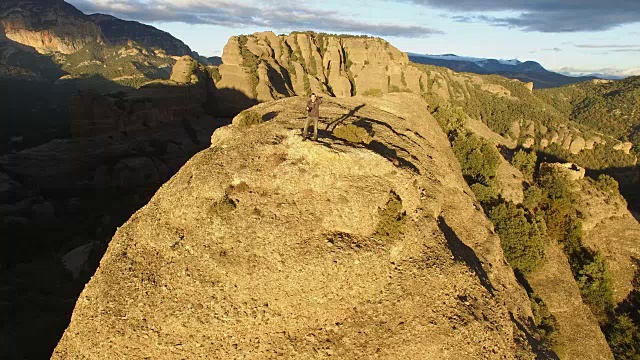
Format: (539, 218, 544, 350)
(527, 242, 614, 360)
(53, 94, 536, 359)
(524, 82, 533, 92)
(216, 32, 417, 109)
(0, 0, 104, 54)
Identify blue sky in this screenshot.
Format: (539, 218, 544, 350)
(69, 0, 640, 77)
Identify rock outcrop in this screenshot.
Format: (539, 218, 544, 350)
(53, 93, 538, 359)
(539, 162, 586, 181)
(70, 55, 215, 137)
(215, 32, 412, 113)
(527, 241, 614, 360)
(577, 180, 640, 303)
(0, 0, 104, 54)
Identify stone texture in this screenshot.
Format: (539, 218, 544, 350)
(0, 0, 104, 54)
(53, 94, 536, 360)
(528, 241, 613, 360)
(569, 136, 586, 154)
(522, 137, 535, 149)
(613, 141, 633, 154)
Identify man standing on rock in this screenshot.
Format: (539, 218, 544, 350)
(303, 93, 321, 141)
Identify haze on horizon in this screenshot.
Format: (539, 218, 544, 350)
(68, 0, 640, 78)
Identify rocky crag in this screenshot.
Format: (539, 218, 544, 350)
(53, 93, 544, 359)
(214, 32, 636, 169)
(0, 0, 104, 54)
(0, 0, 193, 57)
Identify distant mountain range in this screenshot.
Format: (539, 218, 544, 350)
(408, 53, 598, 89)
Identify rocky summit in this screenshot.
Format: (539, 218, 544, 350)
(52, 93, 539, 359)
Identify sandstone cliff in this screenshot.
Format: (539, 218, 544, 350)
(215, 32, 412, 113)
(0, 0, 103, 54)
(52, 93, 540, 359)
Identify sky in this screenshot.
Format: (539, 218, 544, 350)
(68, 0, 640, 77)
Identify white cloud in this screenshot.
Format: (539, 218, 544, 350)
(69, 0, 443, 38)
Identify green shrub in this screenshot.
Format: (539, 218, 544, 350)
(432, 104, 467, 136)
(512, 149, 537, 178)
(523, 185, 544, 211)
(470, 183, 498, 204)
(333, 124, 372, 144)
(236, 110, 263, 127)
(237, 35, 260, 97)
(310, 56, 318, 76)
(207, 66, 221, 82)
(362, 88, 383, 97)
(530, 293, 562, 353)
(375, 191, 406, 242)
(303, 75, 312, 96)
(489, 202, 547, 274)
(576, 251, 614, 320)
(453, 132, 500, 186)
(605, 314, 640, 360)
(389, 85, 401, 93)
(630, 129, 640, 154)
(595, 174, 620, 195)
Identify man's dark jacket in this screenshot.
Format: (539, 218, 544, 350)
(307, 98, 321, 117)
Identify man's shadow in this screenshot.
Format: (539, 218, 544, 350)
(324, 104, 365, 132)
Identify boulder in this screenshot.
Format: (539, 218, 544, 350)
(613, 141, 633, 154)
(562, 134, 573, 150)
(569, 136, 586, 154)
(524, 121, 535, 137)
(508, 121, 521, 140)
(522, 137, 535, 149)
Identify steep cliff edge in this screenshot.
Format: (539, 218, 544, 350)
(53, 93, 539, 359)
